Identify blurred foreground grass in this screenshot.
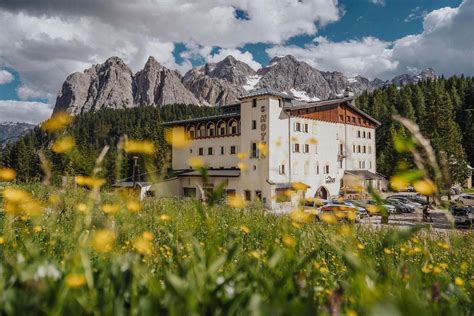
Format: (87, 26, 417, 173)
(0, 183, 472, 315)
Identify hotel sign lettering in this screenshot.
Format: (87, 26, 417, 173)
(260, 106, 267, 141)
(325, 176, 336, 183)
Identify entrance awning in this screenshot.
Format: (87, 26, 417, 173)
(344, 170, 386, 180)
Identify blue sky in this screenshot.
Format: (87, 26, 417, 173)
(0, 0, 472, 123)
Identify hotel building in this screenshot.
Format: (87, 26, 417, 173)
(159, 88, 384, 211)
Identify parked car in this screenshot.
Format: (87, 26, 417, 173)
(366, 200, 398, 215)
(450, 207, 472, 228)
(317, 204, 360, 222)
(391, 194, 429, 206)
(387, 196, 421, 210)
(386, 198, 414, 213)
(457, 194, 474, 206)
(333, 200, 368, 219)
(305, 198, 330, 207)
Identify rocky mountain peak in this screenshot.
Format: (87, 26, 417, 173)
(143, 56, 162, 70)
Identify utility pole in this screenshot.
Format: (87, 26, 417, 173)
(132, 156, 139, 187)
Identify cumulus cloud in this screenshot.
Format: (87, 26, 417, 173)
(267, 0, 474, 79)
(0, 0, 341, 102)
(391, 0, 474, 77)
(0, 70, 14, 85)
(267, 36, 398, 79)
(368, 0, 385, 6)
(0, 100, 53, 124)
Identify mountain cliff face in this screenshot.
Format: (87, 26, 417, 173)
(0, 122, 35, 146)
(53, 55, 438, 114)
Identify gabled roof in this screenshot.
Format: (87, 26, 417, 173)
(239, 87, 293, 100)
(285, 97, 381, 126)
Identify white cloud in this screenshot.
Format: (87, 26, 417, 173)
(0, 100, 53, 124)
(391, 0, 474, 77)
(267, 0, 474, 79)
(0, 69, 14, 85)
(267, 36, 398, 79)
(0, 0, 341, 102)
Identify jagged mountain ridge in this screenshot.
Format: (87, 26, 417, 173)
(0, 122, 35, 146)
(53, 55, 437, 114)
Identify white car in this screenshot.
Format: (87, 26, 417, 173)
(458, 194, 474, 206)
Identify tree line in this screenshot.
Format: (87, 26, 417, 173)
(356, 76, 473, 189)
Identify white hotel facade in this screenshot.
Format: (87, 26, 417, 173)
(159, 88, 384, 211)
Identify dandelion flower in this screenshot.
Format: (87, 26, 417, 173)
(357, 243, 365, 250)
(133, 237, 153, 255)
(454, 277, 464, 286)
(238, 162, 248, 171)
(282, 234, 296, 248)
(142, 231, 154, 241)
(240, 225, 250, 234)
(383, 248, 393, 254)
(126, 200, 142, 213)
(307, 137, 318, 145)
(0, 236, 5, 244)
(33, 225, 42, 233)
(413, 178, 436, 196)
(91, 229, 116, 253)
(289, 209, 312, 224)
(237, 152, 248, 160)
(257, 143, 268, 156)
(75, 176, 106, 189)
(51, 136, 75, 154)
(187, 156, 204, 169)
(227, 195, 246, 209)
(320, 213, 337, 225)
(41, 112, 72, 132)
(65, 273, 86, 289)
(2, 187, 30, 203)
(0, 167, 16, 181)
(101, 203, 120, 216)
(164, 128, 191, 149)
(124, 139, 156, 155)
(390, 176, 409, 191)
(76, 203, 89, 213)
(160, 214, 172, 221)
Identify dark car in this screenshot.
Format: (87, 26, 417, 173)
(391, 194, 429, 206)
(450, 207, 472, 228)
(386, 197, 417, 213)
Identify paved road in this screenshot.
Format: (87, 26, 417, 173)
(361, 209, 471, 231)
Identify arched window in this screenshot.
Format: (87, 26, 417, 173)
(207, 122, 216, 137)
(217, 121, 226, 136)
(228, 119, 239, 135)
(187, 125, 196, 139)
(197, 123, 206, 138)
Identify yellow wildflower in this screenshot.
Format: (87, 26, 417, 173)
(187, 156, 204, 169)
(124, 139, 156, 155)
(227, 195, 246, 209)
(275, 139, 282, 147)
(238, 162, 248, 171)
(237, 152, 248, 160)
(76, 203, 89, 213)
(383, 248, 393, 254)
(320, 213, 337, 225)
(2, 187, 30, 203)
(346, 310, 358, 316)
(366, 205, 379, 215)
(307, 137, 318, 145)
(0, 167, 16, 181)
(282, 234, 296, 248)
(454, 277, 464, 286)
(436, 242, 450, 250)
(126, 200, 142, 213)
(48, 194, 60, 205)
(240, 225, 250, 234)
(51, 136, 75, 154)
(421, 265, 432, 274)
(257, 142, 268, 156)
(65, 273, 86, 289)
(101, 203, 120, 216)
(290, 136, 298, 142)
(291, 182, 308, 191)
(290, 209, 312, 224)
(91, 229, 116, 253)
(413, 178, 436, 196)
(41, 112, 72, 132)
(160, 214, 172, 221)
(0, 236, 5, 244)
(249, 250, 261, 259)
(164, 127, 191, 149)
(133, 237, 153, 255)
(33, 225, 42, 233)
(357, 243, 365, 250)
(75, 176, 106, 188)
(142, 231, 154, 241)
(390, 175, 409, 191)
